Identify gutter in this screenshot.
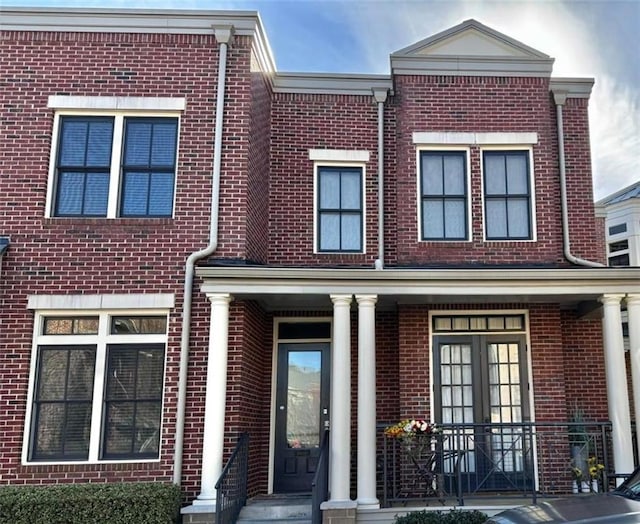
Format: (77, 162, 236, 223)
(373, 88, 388, 270)
(552, 90, 603, 268)
(173, 25, 234, 486)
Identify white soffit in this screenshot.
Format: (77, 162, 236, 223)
(391, 19, 554, 77)
(413, 132, 538, 145)
(549, 78, 595, 99)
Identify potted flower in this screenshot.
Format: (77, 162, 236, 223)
(588, 456, 605, 492)
(384, 419, 441, 459)
(568, 403, 589, 492)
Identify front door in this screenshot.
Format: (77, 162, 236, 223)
(273, 343, 330, 492)
(433, 329, 532, 492)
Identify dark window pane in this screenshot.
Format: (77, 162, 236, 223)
(609, 223, 627, 235)
(102, 344, 164, 459)
(609, 240, 629, 253)
(31, 346, 96, 460)
(120, 118, 177, 217)
(43, 317, 99, 335)
(278, 322, 332, 339)
(609, 253, 630, 266)
(56, 172, 85, 215)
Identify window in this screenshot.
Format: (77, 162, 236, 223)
(317, 166, 363, 252)
(609, 223, 627, 236)
(420, 151, 468, 240)
(608, 239, 630, 267)
(27, 313, 167, 462)
(51, 115, 178, 218)
(483, 150, 532, 240)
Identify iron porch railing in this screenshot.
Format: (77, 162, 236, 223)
(311, 429, 330, 524)
(378, 421, 614, 507)
(215, 432, 249, 524)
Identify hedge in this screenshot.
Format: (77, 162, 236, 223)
(0, 482, 182, 524)
(395, 509, 488, 524)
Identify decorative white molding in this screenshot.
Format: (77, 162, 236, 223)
(412, 132, 538, 145)
(27, 293, 175, 310)
(550, 78, 594, 99)
(309, 149, 370, 162)
(48, 96, 186, 111)
(274, 73, 393, 96)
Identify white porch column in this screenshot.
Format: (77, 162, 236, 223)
(356, 295, 379, 509)
(329, 294, 353, 503)
(601, 294, 634, 478)
(195, 293, 232, 505)
(627, 294, 640, 463)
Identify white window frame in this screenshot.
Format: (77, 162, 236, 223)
(23, 300, 171, 465)
(312, 155, 367, 255)
(416, 146, 472, 242)
(45, 96, 184, 219)
(480, 146, 537, 242)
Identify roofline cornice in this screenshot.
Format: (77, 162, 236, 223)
(390, 55, 554, 78)
(550, 77, 595, 99)
(273, 72, 393, 96)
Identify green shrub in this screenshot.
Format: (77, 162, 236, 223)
(0, 482, 182, 524)
(395, 509, 488, 524)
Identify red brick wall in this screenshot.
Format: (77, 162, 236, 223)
(269, 93, 380, 267)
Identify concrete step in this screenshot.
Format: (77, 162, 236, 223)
(236, 495, 312, 523)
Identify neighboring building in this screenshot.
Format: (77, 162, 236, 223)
(2, 8, 640, 523)
(596, 181, 640, 267)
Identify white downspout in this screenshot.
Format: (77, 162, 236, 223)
(552, 90, 603, 268)
(373, 88, 388, 270)
(173, 25, 234, 486)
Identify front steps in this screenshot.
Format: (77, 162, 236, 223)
(236, 494, 312, 523)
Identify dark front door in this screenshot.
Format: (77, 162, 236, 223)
(434, 334, 532, 492)
(273, 343, 330, 493)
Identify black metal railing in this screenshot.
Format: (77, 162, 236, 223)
(379, 421, 613, 507)
(215, 432, 249, 524)
(311, 429, 330, 524)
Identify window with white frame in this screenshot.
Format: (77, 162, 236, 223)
(50, 115, 178, 218)
(316, 166, 363, 252)
(483, 150, 533, 240)
(420, 150, 468, 240)
(27, 313, 167, 462)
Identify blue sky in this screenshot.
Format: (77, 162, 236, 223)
(9, 0, 640, 200)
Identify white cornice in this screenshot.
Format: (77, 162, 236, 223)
(391, 55, 554, 77)
(273, 72, 393, 96)
(0, 7, 262, 35)
(550, 77, 595, 99)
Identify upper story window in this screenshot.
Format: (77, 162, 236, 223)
(420, 151, 468, 240)
(316, 166, 363, 252)
(46, 96, 184, 219)
(24, 295, 172, 464)
(609, 223, 627, 236)
(483, 150, 533, 240)
(52, 116, 178, 218)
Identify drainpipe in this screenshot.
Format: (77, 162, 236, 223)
(173, 25, 234, 486)
(372, 88, 388, 270)
(552, 90, 603, 268)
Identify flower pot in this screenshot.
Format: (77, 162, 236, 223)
(572, 480, 579, 494)
(591, 479, 599, 493)
(581, 481, 589, 493)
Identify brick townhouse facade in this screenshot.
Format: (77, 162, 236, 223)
(2, 7, 640, 522)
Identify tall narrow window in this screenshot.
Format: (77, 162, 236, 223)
(120, 118, 178, 217)
(54, 117, 114, 216)
(483, 151, 532, 240)
(317, 167, 363, 252)
(420, 151, 468, 240)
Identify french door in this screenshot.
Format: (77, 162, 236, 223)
(433, 333, 532, 492)
(273, 342, 330, 493)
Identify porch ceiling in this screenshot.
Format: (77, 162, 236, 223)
(195, 266, 640, 312)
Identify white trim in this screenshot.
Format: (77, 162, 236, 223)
(48, 96, 186, 111)
(415, 147, 472, 242)
(480, 146, 537, 242)
(45, 108, 182, 219)
(268, 317, 333, 494)
(22, 309, 170, 465)
(313, 162, 367, 255)
(413, 132, 538, 145)
(28, 293, 175, 310)
(309, 149, 370, 162)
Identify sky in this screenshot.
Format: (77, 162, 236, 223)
(10, 0, 640, 201)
